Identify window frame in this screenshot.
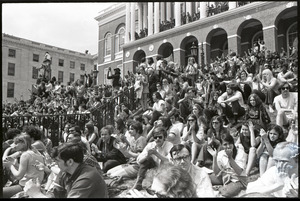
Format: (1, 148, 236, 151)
(70, 72, 75, 83)
(70, 61, 75, 69)
(58, 59, 64, 67)
(8, 49, 16, 58)
(33, 54, 39, 62)
(7, 82, 15, 98)
(32, 66, 38, 79)
(58, 71, 64, 83)
(8, 63, 15, 76)
(80, 63, 85, 71)
(115, 27, 125, 53)
(104, 32, 112, 56)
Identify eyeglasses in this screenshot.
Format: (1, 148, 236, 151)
(145, 188, 169, 198)
(153, 136, 163, 140)
(187, 119, 195, 122)
(281, 87, 289, 91)
(173, 155, 190, 163)
(212, 121, 220, 124)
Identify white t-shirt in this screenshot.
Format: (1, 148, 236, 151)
(153, 99, 165, 113)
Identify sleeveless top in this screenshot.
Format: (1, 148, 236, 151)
(19, 149, 45, 186)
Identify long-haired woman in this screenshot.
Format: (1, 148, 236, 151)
(3, 134, 45, 198)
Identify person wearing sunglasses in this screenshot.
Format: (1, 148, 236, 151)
(169, 144, 215, 197)
(132, 126, 173, 191)
(273, 82, 298, 128)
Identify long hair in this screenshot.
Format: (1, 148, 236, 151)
(267, 124, 286, 148)
(153, 164, 197, 198)
(186, 114, 199, 134)
(247, 93, 263, 107)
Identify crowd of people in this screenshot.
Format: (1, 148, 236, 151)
(2, 40, 298, 198)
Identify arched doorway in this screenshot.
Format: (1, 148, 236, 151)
(180, 36, 198, 66)
(206, 28, 228, 63)
(158, 42, 174, 62)
(132, 50, 146, 73)
(237, 19, 263, 57)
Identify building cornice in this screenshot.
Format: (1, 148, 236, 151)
(94, 3, 126, 26)
(2, 33, 93, 59)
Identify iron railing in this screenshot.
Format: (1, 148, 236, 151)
(2, 86, 137, 146)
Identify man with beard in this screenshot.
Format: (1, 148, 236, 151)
(169, 144, 215, 197)
(217, 82, 246, 127)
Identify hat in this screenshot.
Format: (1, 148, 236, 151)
(114, 68, 121, 72)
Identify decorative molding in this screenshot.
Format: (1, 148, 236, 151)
(263, 25, 277, 30)
(173, 48, 185, 52)
(243, 15, 252, 20)
(125, 51, 130, 57)
(213, 24, 219, 29)
(123, 59, 134, 64)
(228, 34, 241, 39)
(149, 44, 154, 51)
(163, 39, 167, 43)
(286, 2, 295, 8)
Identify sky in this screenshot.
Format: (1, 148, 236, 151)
(2, 2, 116, 55)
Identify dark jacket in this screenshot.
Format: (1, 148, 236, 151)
(94, 136, 127, 164)
(107, 73, 121, 88)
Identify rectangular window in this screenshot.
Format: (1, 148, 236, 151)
(58, 71, 64, 83)
(80, 75, 84, 81)
(8, 63, 15, 76)
(58, 59, 64, 67)
(80, 63, 85, 71)
(32, 67, 38, 79)
(8, 49, 16, 58)
(7, 82, 15, 98)
(70, 61, 75, 69)
(70, 73, 75, 83)
(33, 54, 39, 62)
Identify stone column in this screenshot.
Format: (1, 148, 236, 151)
(130, 3, 136, 41)
(154, 2, 160, 34)
(173, 48, 185, 67)
(186, 2, 192, 16)
(148, 2, 153, 36)
(143, 3, 148, 29)
(228, 2, 237, 10)
(200, 2, 207, 19)
(160, 2, 165, 22)
(263, 25, 278, 52)
(166, 2, 171, 21)
(174, 2, 181, 27)
(227, 34, 241, 56)
(195, 2, 199, 13)
(203, 42, 210, 66)
(125, 3, 130, 43)
(138, 3, 143, 32)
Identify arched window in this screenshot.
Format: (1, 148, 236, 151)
(105, 33, 112, 56)
(287, 22, 298, 56)
(115, 27, 125, 53)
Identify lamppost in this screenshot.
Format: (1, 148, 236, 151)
(199, 42, 205, 71)
(190, 42, 198, 58)
(92, 69, 99, 86)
